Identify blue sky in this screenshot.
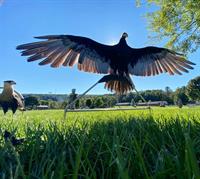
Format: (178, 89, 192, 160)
(0, 0, 199, 94)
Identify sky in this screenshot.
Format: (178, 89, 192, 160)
(0, 0, 199, 95)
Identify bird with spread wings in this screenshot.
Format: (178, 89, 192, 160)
(16, 32, 195, 94)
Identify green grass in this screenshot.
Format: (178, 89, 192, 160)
(0, 107, 200, 178)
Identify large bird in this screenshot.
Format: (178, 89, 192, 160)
(16, 32, 195, 94)
(0, 81, 25, 114)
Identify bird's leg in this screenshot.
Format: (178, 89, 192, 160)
(11, 113, 15, 122)
(64, 81, 100, 119)
(133, 87, 146, 102)
(133, 87, 150, 109)
(22, 111, 24, 118)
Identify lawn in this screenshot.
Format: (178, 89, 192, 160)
(0, 106, 200, 178)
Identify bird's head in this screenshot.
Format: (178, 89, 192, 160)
(4, 80, 16, 86)
(122, 32, 128, 39)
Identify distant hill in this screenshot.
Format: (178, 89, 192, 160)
(22, 93, 113, 102)
(23, 94, 68, 102)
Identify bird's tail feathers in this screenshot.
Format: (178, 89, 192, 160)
(103, 75, 134, 94)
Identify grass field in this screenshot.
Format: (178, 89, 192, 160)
(0, 106, 200, 178)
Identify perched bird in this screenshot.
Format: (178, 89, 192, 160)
(4, 130, 24, 146)
(16, 32, 195, 94)
(0, 80, 25, 114)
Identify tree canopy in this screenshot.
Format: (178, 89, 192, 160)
(173, 86, 189, 105)
(140, 0, 200, 54)
(25, 96, 39, 108)
(186, 76, 200, 101)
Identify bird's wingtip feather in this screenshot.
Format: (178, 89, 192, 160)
(16, 45, 25, 50)
(190, 61, 196, 65)
(34, 35, 61, 39)
(175, 51, 184, 56)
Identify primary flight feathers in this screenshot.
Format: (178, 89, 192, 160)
(17, 33, 195, 94)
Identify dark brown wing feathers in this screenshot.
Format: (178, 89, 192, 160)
(17, 35, 112, 74)
(13, 91, 25, 110)
(129, 47, 195, 76)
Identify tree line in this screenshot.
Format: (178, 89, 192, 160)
(24, 76, 200, 109)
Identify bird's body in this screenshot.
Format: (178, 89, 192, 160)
(0, 81, 25, 114)
(17, 32, 195, 94)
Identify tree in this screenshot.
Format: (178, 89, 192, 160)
(186, 76, 200, 101)
(79, 98, 86, 108)
(86, 98, 92, 108)
(165, 86, 172, 96)
(103, 95, 117, 107)
(93, 97, 104, 108)
(177, 99, 183, 108)
(164, 87, 174, 104)
(48, 100, 57, 109)
(40, 100, 49, 105)
(25, 96, 39, 108)
(139, 0, 200, 54)
(61, 101, 68, 109)
(173, 87, 189, 105)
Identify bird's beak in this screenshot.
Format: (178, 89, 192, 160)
(122, 32, 128, 38)
(11, 81, 16, 85)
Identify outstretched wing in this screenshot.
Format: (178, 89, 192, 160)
(17, 35, 114, 74)
(128, 46, 195, 76)
(13, 90, 24, 109)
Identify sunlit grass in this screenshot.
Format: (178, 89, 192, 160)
(0, 106, 200, 178)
